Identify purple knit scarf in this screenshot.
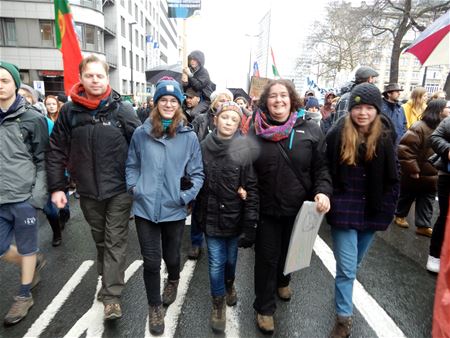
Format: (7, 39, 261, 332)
(254, 110, 297, 142)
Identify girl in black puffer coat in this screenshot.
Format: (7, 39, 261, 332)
(193, 101, 258, 333)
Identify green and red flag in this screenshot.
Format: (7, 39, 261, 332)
(54, 0, 82, 95)
(270, 47, 280, 78)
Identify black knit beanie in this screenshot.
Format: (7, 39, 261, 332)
(349, 83, 382, 113)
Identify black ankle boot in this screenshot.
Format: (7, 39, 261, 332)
(48, 217, 62, 247)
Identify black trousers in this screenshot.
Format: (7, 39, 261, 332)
(395, 189, 435, 228)
(135, 216, 185, 306)
(430, 175, 450, 258)
(253, 214, 296, 315)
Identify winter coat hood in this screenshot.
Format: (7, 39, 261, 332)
(188, 50, 205, 67)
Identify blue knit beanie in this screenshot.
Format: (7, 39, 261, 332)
(305, 97, 320, 110)
(153, 77, 184, 104)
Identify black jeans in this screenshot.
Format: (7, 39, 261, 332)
(135, 216, 185, 306)
(80, 192, 132, 304)
(430, 175, 450, 258)
(395, 189, 435, 228)
(253, 214, 296, 315)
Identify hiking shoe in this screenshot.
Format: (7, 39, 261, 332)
(426, 255, 440, 273)
(104, 303, 122, 320)
(149, 304, 165, 335)
(211, 296, 226, 332)
(416, 227, 432, 237)
(225, 281, 237, 306)
(187, 246, 201, 260)
(162, 280, 179, 306)
(256, 313, 274, 335)
(330, 315, 352, 338)
(277, 286, 292, 301)
(31, 253, 47, 289)
(394, 216, 409, 228)
(4, 295, 34, 326)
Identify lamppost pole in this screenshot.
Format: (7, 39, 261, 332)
(130, 22, 137, 97)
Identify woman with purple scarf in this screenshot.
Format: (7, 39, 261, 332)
(248, 79, 332, 334)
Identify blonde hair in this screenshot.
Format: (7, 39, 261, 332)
(409, 87, 427, 115)
(150, 106, 187, 138)
(210, 93, 233, 112)
(340, 114, 382, 165)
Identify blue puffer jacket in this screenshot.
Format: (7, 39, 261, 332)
(126, 119, 204, 223)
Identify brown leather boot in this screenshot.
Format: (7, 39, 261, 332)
(277, 286, 292, 301)
(210, 296, 226, 332)
(225, 279, 237, 306)
(162, 279, 179, 306)
(330, 315, 352, 338)
(256, 313, 274, 335)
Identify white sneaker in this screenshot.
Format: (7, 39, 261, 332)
(426, 255, 440, 273)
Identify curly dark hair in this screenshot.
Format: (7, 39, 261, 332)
(258, 79, 302, 114)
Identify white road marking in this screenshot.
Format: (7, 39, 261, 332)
(225, 303, 240, 337)
(23, 260, 94, 338)
(313, 236, 406, 338)
(64, 260, 143, 338)
(145, 260, 197, 337)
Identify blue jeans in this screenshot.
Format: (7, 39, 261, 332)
(190, 202, 203, 247)
(205, 235, 238, 297)
(331, 227, 375, 316)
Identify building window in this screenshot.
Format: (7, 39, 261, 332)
(128, 1, 132, 15)
(120, 0, 124, 7)
(141, 34, 144, 50)
(0, 18, 16, 46)
(122, 47, 127, 66)
(121, 17, 125, 37)
(75, 23, 84, 47)
(122, 79, 128, 93)
(39, 20, 54, 47)
(135, 4, 138, 22)
(135, 29, 139, 46)
(141, 57, 144, 72)
(140, 11, 144, 27)
(136, 55, 139, 71)
(85, 25, 95, 50)
(129, 24, 132, 43)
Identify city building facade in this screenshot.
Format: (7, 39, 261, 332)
(0, 0, 180, 101)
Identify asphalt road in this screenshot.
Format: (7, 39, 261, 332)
(0, 196, 438, 338)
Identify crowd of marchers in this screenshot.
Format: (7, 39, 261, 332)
(1, 52, 449, 338)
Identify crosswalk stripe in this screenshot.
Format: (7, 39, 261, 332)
(145, 260, 197, 337)
(313, 236, 406, 338)
(64, 260, 143, 338)
(23, 260, 95, 338)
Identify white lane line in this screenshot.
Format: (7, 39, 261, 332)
(145, 260, 197, 338)
(225, 304, 240, 337)
(64, 260, 143, 338)
(23, 260, 94, 338)
(313, 236, 406, 338)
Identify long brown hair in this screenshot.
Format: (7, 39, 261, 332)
(150, 105, 187, 138)
(44, 95, 62, 122)
(340, 114, 382, 165)
(258, 79, 302, 113)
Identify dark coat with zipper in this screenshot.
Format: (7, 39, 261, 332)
(249, 115, 332, 217)
(398, 120, 438, 192)
(430, 116, 450, 173)
(193, 132, 259, 237)
(46, 90, 141, 200)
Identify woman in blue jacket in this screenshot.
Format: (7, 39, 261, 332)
(126, 77, 204, 335)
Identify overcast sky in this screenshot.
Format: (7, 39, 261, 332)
(183, 0, 329, 89)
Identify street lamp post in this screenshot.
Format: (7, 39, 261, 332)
(130, 22, 137, 97)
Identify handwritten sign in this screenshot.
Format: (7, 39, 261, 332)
(283, 201, 324, 275)
(249, 76, 270, 100)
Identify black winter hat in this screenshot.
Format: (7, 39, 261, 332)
(349, 83, 383, 113)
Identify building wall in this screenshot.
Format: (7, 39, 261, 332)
(0, 0, 180, 100)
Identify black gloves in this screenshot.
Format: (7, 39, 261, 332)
(180, 175, 193, 191)
(238, 223, 257, 248)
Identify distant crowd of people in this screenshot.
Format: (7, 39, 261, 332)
(1, 53, 449, 338)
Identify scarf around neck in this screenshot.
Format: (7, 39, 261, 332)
(254, 109, 297, 142)
(70, 82, 112, 110)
